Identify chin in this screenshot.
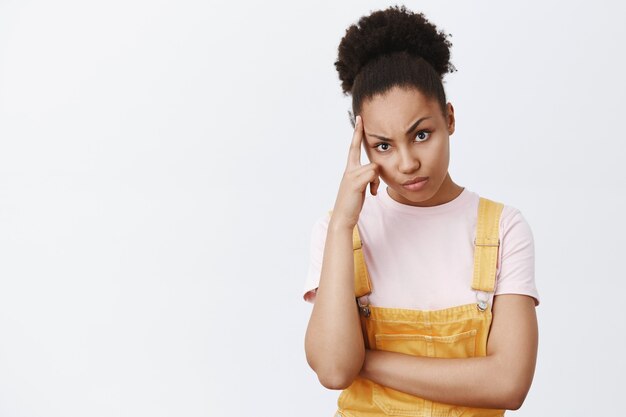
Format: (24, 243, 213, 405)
(393, 185, 435, 202)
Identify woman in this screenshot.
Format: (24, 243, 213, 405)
(303, 5, 539, 417)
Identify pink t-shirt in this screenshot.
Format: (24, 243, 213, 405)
(303, 186, 540, 310)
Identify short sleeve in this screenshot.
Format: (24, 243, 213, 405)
(302, 212, 331, 304)
(495, 208, 540, 306)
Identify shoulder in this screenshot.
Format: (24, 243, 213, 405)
(477, 194, 533, 240)
(498, 203, 534, 245)
(481, 197, 538, 306)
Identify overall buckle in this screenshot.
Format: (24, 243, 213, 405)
(356, 296, 371, 318)
(476, 291, 490, 312)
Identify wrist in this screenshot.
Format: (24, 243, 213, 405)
(328, 217, 355, 233)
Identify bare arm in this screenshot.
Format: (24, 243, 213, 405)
(359, 294, 538, 410)
(304, 220, 365, 389)
(304, 114, 380, 390)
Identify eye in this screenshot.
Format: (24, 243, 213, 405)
(373, 143, 391, 153)
(415, 130, 432, 142)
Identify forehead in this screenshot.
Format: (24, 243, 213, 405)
(361, 86, 441, 130)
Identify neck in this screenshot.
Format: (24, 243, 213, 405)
(436, 172, 464, 204)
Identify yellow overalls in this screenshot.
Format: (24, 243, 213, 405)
(328, 197, 506, 417)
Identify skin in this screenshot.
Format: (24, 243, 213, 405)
(305, 85, 538, 409)
(304, 114, 378, 389)
(359, 85, 462, 207)
(358, 294, 538, 409)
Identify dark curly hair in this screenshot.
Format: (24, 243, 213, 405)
(335, 4, 457, 125)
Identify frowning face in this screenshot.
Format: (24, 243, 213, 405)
(360, 85, 459, 207)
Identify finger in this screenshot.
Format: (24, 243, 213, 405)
(347, 115, 364, 169)
(354, 163, 379, 194)
(371, 175, 380, 196)
(352, 162, 378, 182)
(367, 164, 380, 195)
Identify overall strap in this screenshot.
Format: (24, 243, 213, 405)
(471, 197, 504, 292)
(327, 210, 372, 297)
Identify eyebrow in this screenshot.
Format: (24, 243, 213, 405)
(365, 116, 432, 142)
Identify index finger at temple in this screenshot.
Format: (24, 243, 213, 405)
(347, 115, 363, 168)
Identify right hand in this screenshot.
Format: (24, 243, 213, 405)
(331, 115, 380, 230)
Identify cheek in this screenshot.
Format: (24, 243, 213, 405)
(368, 154, 391, 175)
(429, 141, 450, 164)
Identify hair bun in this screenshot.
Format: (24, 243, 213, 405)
(335, 5, 456, 94)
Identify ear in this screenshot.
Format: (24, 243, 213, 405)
(446, 102, 455, 135)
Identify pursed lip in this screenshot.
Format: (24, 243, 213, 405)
(402, 176, 429, 185)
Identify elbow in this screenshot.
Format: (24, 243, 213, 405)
(491, 354, 534, 410)
(501, 381, 530, 410)
(504, 395, 524, 411)
(317, 368, 358, 390)
(306, 354, 361, 390)
(305, 341, 364, 391)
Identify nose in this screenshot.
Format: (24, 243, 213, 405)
(398, 146, 420, 174)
